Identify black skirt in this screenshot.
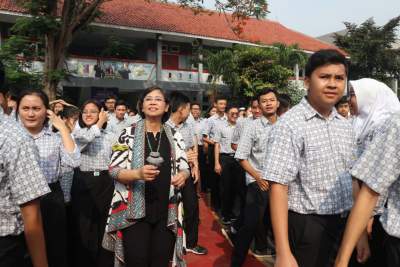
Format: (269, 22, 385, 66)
(70, 169, 114, 266)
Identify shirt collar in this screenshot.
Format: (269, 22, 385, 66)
(32, 126, 52, 140)
(166, 118, 183, 130)
(300, 97, 340, 121)
(260, 116, 275, 127)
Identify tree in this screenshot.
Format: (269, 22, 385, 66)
(334, 16, 400, 83)
(203, 44, 304, 104)
(2, 0, 268, 100)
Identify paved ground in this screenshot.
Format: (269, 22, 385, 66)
(185, 197, 274, 267)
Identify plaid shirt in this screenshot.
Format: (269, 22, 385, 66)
(32, 127, 80, 184)
(191, 117, 206, 146)
(73, 125, 115, 171)
(264, 98, 356, 215)
(351, 114, 400, 238)
(0, 114, 50, 236)
(235, 117, 275, 185)
(166, 119, 194, 150)
(232, 117, 255, 145)
(214, 120, 236, 154)
(202, 113, 227, 140)
(356, 124, 388, 216)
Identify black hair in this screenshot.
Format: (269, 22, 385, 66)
(115, 99, 127, 109)
(60, 106, 80, 120)
(16, 89, 50, 126)
(335, 96, 349, 108)
(305, 49, 348, 78)
(215, 95, 228, 103)
(257, 88, 279, 102)
(78, 99, 107, 129)
(190, 102, 201, 109)
(105, 95, 117, 101)
(0, 61, 6, 95)
(137, 86, 170, 123)
(278, 94, 292, 109)
(169, 91, 190, 113)
(250, 96, 259, 106)
(226, 105, 239, 113)
(206, 105, 216, 118)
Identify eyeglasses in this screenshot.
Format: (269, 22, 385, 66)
(143, 97, 165, 103)
(82, 110, 99, 115)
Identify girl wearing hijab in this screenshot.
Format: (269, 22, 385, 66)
(102, 86, 190, 267)
(16, 89, 80, 267)
(335, 78, 400, 267)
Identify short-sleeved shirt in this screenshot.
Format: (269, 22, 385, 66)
(356, 124, 389, 216)
(0, 114, 50, 236)
(232, 117, 254, 145)
(202, 114, 227, 140)
(235, 117, 275, 185)
(166, 119, 194, 150)
(73, 125, 115, 171)
(32, 127, 80, 184)
(263, 98, 356, 215)
(350, 114, 400, 238)
(191, 117, 206, 146)
(214, 120, 236, 154)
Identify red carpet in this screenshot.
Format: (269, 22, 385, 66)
(185, 197, 266, 267)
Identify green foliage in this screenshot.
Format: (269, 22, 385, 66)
(203, 44, 306, 103)
(101, 36, 136, 59)
(334, 16, 400, 82)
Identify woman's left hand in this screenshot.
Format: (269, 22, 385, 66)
(171, 171, 188, 188)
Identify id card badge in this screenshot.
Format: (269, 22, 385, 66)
(94, 171, 100, 177)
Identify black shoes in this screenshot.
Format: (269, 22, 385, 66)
(186, 245, 208, 255)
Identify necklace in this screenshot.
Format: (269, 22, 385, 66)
(145, 125, 164, 167)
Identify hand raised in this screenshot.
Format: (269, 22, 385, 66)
(47, 110, 67, 131)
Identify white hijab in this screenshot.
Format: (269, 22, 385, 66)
(349, 78, 400, 143)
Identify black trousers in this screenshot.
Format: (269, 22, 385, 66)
(182, 176, 200, 248)
(41, 182, 67, 267)
(288, 211, 346, 267)
(350, 215, 387, 267)
(70, 170, 114, 267)
(0, 234, 25, 267)
(231, 182, 272, 267)
(198, 145, 209, 192)
(207, 145, 221, 211)
(122, 218, 175, 267)
(220, 154, 245, 220)
(383, 229, 400, 267)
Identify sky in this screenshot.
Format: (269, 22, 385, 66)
(203, 0, 400, 37)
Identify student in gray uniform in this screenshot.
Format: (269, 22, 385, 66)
(231, 88, 279, 267)
(264, 49, 369, 267)
(0, 62, 50, 267)
(214, 105, 243, 225)
(167, 91, 207, 255)
(335, 113, 400, 267)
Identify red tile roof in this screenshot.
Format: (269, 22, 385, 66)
(0, 0, 340, 52)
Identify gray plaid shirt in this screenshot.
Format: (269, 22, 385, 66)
(166, 119, 194, 150)
(264, 98, 356, 215)
(235, 117, 275, 185)
(73, 125, 114, 171)
(351, 114, 400, 238)
(202, 113, 227, 140)
(214, 120, 236, 154)
(0, 114, 50, 236)
(32, 127, 80, 184)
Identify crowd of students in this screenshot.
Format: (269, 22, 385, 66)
(1, 48, 400, 267)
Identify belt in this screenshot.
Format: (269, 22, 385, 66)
(79, 169, 109, 177)
(221, 153, 235, 157)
